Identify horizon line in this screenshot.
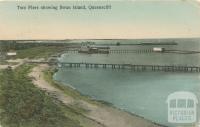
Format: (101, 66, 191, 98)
(0, 37, 200, 41)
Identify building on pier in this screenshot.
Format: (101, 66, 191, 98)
(153, 47, 165, 52)
(78, 45, 109, 54)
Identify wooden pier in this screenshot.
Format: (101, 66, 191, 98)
(57, 62, 200, 73)
(63, 49, 154, 54)
(27, 61, 200, 73)
(109, 49, 153, 54)
(60, 49, 200, 54)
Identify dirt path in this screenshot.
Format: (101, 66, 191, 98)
(29, 64, 74, 104)
(0, 59, 27, 70)
(29, 64, 162, 127)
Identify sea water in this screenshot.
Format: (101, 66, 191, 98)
(54, 39, 200, 127)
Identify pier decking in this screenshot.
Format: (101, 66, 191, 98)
(27, 61, 200, 73)
(58, 62, 200, 72)
(62, 49, 200, 54)
(63, 49, 154, 54)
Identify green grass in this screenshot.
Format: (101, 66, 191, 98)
(16, 46, 67, 59)
(0, 65, 82, 127)
(0, 61, 9, 65)
(0, 65, 104, 127)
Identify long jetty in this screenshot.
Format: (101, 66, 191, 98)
(62, 49, 200, 54)
(109, 49, 153, 54)
(63, 49, 154, 54)
(58, 62, 200, 72)
(27, 61, 200, 73)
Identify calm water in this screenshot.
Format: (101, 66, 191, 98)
(54, 39, 200, 127)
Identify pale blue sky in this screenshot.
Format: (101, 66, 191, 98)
(0, 0, 200, 39)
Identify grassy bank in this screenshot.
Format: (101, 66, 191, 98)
(0, 44, 165, 127)
(0, 65, 82, 127)
(16, 46, 67, 59)
(0, 45, 109, 127)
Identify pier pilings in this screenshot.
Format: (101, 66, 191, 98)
(57, 62, 200, 73)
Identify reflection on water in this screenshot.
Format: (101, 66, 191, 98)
(54, 39, 200, 127)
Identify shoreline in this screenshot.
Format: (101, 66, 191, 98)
(0, 45, 166, 127)
(53, 71, 164, 126)
(29, 63, 165, 127)
(1, 40, 200, 127)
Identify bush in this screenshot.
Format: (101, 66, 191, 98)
(0, 66, 82, 127)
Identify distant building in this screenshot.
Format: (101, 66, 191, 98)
(153, 47, 165, 52)
(79, 46, 109, 54)
(6, 52, 17, 56)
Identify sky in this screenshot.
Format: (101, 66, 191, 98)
(0, 0, 200, 40)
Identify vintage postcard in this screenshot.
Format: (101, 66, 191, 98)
(0, 0, 200, 127)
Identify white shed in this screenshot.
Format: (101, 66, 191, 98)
(7, 52, 17, 56)
(153, 47, 165, 52)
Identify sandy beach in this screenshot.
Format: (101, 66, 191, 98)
(29, 64, 163, 127)
(0, 58, 164, 127)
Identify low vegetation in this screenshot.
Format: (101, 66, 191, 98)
(16, 46, 67, 59)
(0, 41, 77, 59)
(0, 41, 73, 52)
(0, 65, 82, 127)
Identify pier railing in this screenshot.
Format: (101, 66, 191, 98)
(58, 62, 200, 72)
(63, 49, 154, 54)
(27, 61, 200, 73)
(58, 49, 200, 54)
